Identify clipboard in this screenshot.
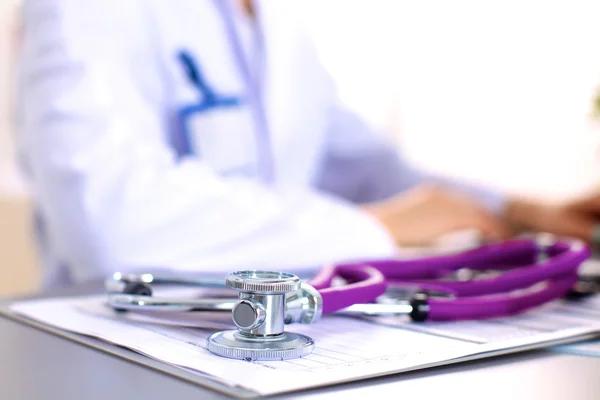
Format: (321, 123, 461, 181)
(0, 303, 257, 398)
(2, 296, 600, 399)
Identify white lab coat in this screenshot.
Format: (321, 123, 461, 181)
(16, 0, 502, 288)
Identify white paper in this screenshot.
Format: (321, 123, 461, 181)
(8, 296, 471, 394)
(10, 294, 600, 396)
(367, 295, 600, 344)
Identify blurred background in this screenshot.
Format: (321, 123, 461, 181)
(1, 0, 40, 297)
(1, 0, 599, 296)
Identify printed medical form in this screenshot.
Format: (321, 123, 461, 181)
(9, 293, 600, 396)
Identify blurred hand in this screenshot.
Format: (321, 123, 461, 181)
(363, 185, 512, 247)
(505, 192, 600, 244)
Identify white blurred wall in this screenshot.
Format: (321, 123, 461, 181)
(309, 0, 600, 201)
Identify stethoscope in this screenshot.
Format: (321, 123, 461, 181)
(105, 236, 592, 361)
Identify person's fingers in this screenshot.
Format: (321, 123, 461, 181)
(426, 207, 511, 243)
(467, 209, 513, 241)
(372, 185, 516, 246)
(571, 193, 600, 213)
(552, 212, 596, 242)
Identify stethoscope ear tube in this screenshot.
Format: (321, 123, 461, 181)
(108, 294, 238, 313)
(395, 240, 591, 298)
(424, 238, 592, 321)
(308, 264, 388, 314)
(426, 273, 579, 321)
(366, 240, 540, 280)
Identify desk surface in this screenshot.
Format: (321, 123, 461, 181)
(2, 283, 600, 400)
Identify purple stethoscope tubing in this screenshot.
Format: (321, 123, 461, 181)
(308, 238, 591, 321)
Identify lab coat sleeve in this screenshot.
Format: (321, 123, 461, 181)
(17, 0, 397, 283)
(315, 99, 506, 215)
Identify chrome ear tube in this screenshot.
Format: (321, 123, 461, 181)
(105, 271, 323, 325)
(206, 271, 316, 361)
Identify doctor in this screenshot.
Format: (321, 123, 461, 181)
(15, 0, 600, 288)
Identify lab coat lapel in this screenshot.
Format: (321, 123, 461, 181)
(258, 0, 335, 186)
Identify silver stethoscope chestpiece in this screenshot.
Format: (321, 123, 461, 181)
(207, 270, 315, 361)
